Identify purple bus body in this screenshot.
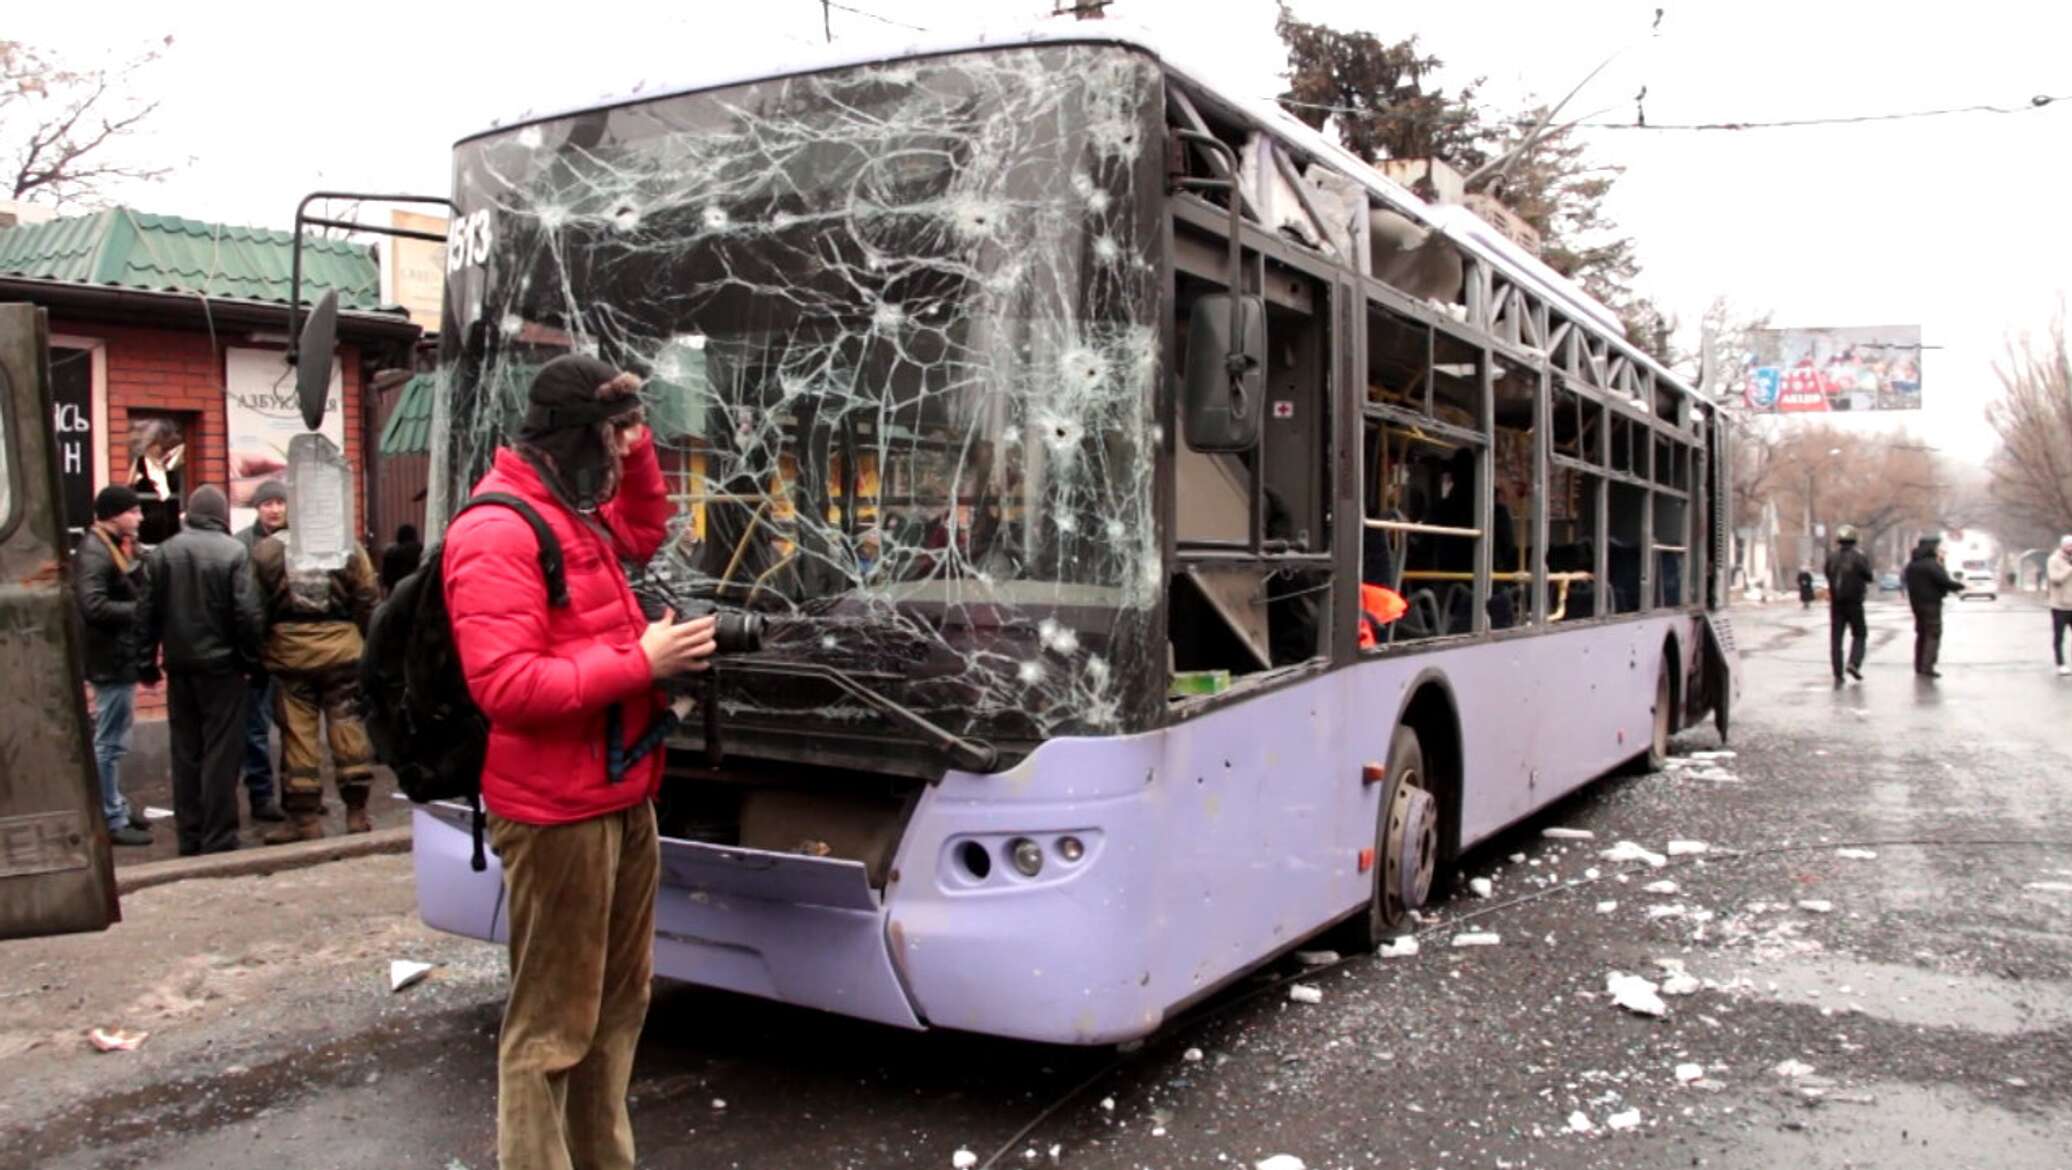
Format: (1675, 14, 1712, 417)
(414, 614, 1698, 1043)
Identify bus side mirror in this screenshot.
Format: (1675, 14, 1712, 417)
(1182, 293, 1264, 452)
(294, 290, 339, 432)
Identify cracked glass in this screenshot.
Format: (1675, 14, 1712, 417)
(433, 44, 1167, 752)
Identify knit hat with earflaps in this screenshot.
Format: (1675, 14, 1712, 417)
(516, 354, 644, 510)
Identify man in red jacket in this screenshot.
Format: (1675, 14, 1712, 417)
(443, 354, 716, 1170)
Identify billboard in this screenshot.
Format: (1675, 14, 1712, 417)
(1741, 326, 1922, 413)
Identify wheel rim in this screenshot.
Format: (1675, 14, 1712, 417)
(1378, 767, 1438, 929)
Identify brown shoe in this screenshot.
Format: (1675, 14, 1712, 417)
(262, 814, 324, 845)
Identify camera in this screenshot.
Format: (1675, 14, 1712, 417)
(629, 563, 763, 655)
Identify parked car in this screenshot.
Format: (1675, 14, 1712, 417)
(1959, 569, 1998, 601)
(1877, 571, 1902, 593)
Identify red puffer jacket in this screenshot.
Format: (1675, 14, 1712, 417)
(443, 435, 671, 825)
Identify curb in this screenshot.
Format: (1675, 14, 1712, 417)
(116, 825, 413, 896)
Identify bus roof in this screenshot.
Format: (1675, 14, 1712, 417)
(464, 20, 1695, 402)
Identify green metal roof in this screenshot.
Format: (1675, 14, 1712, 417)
(0, 207, 391, 312)
(379, 373, 438, 456)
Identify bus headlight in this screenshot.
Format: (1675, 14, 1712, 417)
(1008, 837, 1044, 877)
(1056, 836, 1085, 864)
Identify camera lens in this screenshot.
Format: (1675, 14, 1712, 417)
(714, 611, 764, 655)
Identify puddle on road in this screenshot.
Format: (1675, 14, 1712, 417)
(1722, 1083, 2071, 1170)
(1702, 953, 2072, 1035)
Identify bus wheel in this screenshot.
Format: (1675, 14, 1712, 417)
(1620, 659, 1674, 774)
(1345, 725, 1438, 950)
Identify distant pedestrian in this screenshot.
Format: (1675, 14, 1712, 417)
(1797, 566, 1815, 608)
(249, 526, 381, 841)
(443, 355, 715, 1170)
(1902, 536, 1963, 679)
(233, 479, 290, 824)
(379, 523, 423, 596)
(1825, 526, 1874, 683)
(143, 487, 266, 855)
(2047, 535, 2072, 676)
(74, 485, 160, 847)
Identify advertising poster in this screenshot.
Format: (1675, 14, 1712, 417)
(225, 347, 344, 533)
(1741, 326, 1922, 413)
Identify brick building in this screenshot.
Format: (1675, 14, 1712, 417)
(0, 207, 421, 713)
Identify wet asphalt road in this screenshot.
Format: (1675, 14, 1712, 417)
(9, 595, 2072, 1170)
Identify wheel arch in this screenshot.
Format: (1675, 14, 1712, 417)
(1390, 668, 1464, 872)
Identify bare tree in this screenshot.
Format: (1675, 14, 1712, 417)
(1985, 318, 2072, 545)
(2, 37, 174, 208)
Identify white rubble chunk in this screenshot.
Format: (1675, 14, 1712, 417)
(953, 1150, 979, 1169)
(1606, 1108, 1642, 1131)
(389, 960, 435, 993)
(1661, 974, 1702, 996)
(1288, 984, 1324, 1005)
(2025, 881, 2072, 893)
(1595, 900, 1619, 913)
(1100, 1097, 1114, 1112)
(1256, 1157, 1307, 1170)
(1183, 1047, 1204, 1062)
(1602, 840, 1668, 867)
(1675, 1062, 1705, 1083)
(1775, 1059, 1815, 1078)
(1690, 750, 1735, 760)
(1542, 827, 1595, 840)
(1508, 852, 1528, 864)
(1377, 937, 1421, 958)
(1835, 848, 1878, 860)
(1469, 877, 1494, 898)
(1295, 949, 1340, 966)
(1646, 904, 1687, 920)
(1451, 931, 1501, 948)
(1643, 880, 1679, 895)
(1607, 972, 1667, 1017)
(1796, 899, 1834, 914)
(1567, 1111, 1594, 1133)
(1666, 840, 1710, 856)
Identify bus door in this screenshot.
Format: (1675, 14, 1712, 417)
(0, 302, 120, 939)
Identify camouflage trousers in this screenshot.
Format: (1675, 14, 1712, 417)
(272, 666, 374, 815)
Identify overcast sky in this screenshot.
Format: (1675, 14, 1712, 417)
(14, 0, 2071, 458)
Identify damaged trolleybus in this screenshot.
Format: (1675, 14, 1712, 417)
(401, 25, 1740, 1044)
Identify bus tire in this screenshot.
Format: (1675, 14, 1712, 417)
(1340, 724, 1438, 952)
(1619, 658, 1674, 775)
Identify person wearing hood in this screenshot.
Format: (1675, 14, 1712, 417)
(233, 478, 290, 824)
(441, 354, 716, 1170)
(1901, 535, 1964, 678)
(1825, 526, 1875, 683)
(143, 486, 267, 854)
(2046, 535, 2072, 676)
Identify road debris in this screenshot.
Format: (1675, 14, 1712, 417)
(1796, 899, 1834, 914)
(1643, 880, 1679, 895)
(1288, 984, 1323, 1004)
(1661, 972, 1701, 996)
(712, 1098, 727, 1109)
(388, 960, 435, 993)
(1542, 827, 1595, 840)
(1468, 877, 1494, 898)
(1835, 848, 1878, 860)
(1567, 1110, 1594, 1133)
(1596, 900, 1618, 913)
(1294, 950, 1340, 966)
(87, 1027, 147, 1053)
(1601, 841, 1667, 867)
(1607, 972, 1667, 1017)
(1775, 1059, 1815, 1078)
(1606, 1108, 1641, 1131)
(953, 1149, 978, 1169)
(1378, 937, 1420, 958)
(1666, 840, 1710, 856)
(1451, 932, 1501, 948)
(1183, 1047, 1204, 1062)
(1255, 1157, 1305, 1170)
(1675, 1062, 1704, 1083)
(2025, 881, 2072, 893)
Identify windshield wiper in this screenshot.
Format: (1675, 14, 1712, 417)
(703, 658, 1001, 774)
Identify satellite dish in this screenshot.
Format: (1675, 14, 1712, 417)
(295, 289, 338, 432)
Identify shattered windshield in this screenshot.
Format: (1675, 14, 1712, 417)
(434, 44, 1166, 743)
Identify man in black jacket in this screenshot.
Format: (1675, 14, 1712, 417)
(1902, 536, 1964, 678)
(1825, 525, 1875, 683)
(144, 486, 266, 854)
(74, 485, 161, 847)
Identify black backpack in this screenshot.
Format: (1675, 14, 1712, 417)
(360, 492, 568, 871)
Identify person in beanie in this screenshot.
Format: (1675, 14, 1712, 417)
(143, 486, 266, 854)
(73, 485, 160, 846)
(234, 479, 290, 823)
(249, 526, 380, 841)
(1824, 524, 1875, 683)
(2047, 535, 2072, 675)
(443, 354, 716, 1170)
(1902, 535, 1964, 678)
